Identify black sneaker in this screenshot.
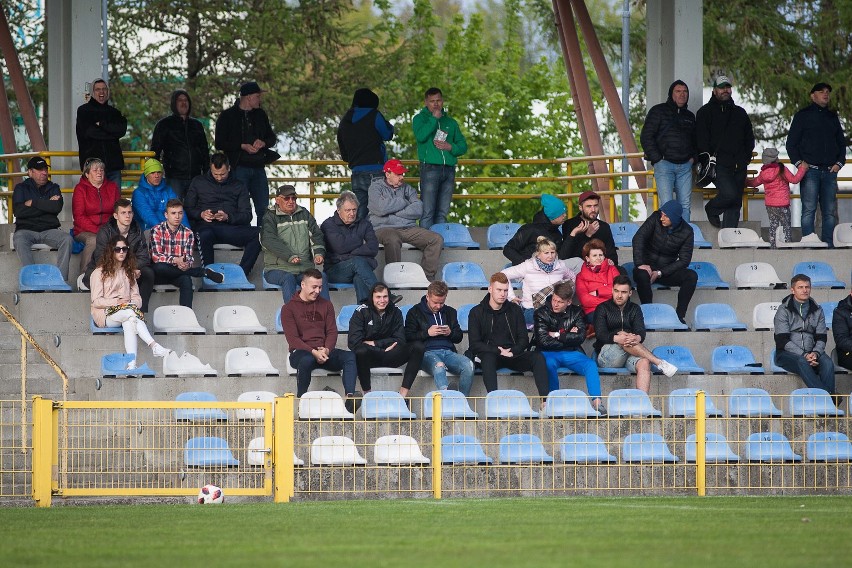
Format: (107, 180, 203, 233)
(706, 210, 721, 228)
(390, 293, 404, 305)
(345, 395, 361, 414)
(204, 268, 225, 283)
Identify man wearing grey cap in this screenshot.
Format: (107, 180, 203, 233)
(215, 81, 277, 226)
(786, 82, 846, 247)
(696, 75, 755, 228)
(12, 157, 74, 281)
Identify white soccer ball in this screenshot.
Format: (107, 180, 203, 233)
(197, 484, 224, 504)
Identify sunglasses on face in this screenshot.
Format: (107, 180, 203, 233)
(280, 195, 296, 202)
(114, 246, 129, 253)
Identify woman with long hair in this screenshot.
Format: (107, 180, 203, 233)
(90, 234, 170, 370)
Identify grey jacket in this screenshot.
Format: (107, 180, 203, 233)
(367, 178, 422, 230)
(774, 294, 827, 356)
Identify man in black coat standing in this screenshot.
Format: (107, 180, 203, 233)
(151, 89, 210, 198)
(76, 78, 128, 188)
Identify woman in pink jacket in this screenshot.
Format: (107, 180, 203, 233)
(90, 234, 170, 370)
(747, 147, 807, 248)
(575, 238, 621, 322)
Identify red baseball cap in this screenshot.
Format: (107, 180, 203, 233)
(578, 191, 600, 204)
(383, 159, 408, 175)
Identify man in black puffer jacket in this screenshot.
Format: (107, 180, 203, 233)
(151, 89, 210, 198)
(833, 291, 852, 372)
(75, 78, 127, 187)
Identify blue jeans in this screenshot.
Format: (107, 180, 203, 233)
(167, 177, 192, 199)
(421, 349, 475, 396)
(233, 166, 270, 226)
(419, 163, 455, 229)
(800, 169, 838, 247)
(654, 160, 694, 221)
(541, 350, 601, 397)
(351, 171, 382, 221)
(106, 169, 122, 189)
(597, 343, 640, 373)
(265, 269, 330, 303)
(775, 350, 836, 394)
(290, 348, 357, 397)
(325, 257, 377, 303)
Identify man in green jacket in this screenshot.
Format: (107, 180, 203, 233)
(412, 87, 468, 229)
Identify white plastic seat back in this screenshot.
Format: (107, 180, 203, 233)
(299, 391, 355, 419)
(163, 351, 217, 377)
(383, 262, 430, 288)
(236, 391, 277, 421)
(752, 302, 781, 330)
(735, 262, 783, 288)
(247, 437, 268, 466)
(213, 305, 268, 334)
(718, 227, 770, 248)
(374, 435, 430, 464)
(311, 436, 367, 465)
(153, 305, 206, 334)
(833, 223, 852, 248)
(225, 347, 279, 376)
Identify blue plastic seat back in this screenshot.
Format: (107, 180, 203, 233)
(544, 389, 601, 418)
(498, 434, 553, 464)
(185, 436, 240, 467)
(431, 223, 480, 249)
(789, 388, 845, 417)
(441, 435, 493, 464)
(610, 222, 639, 248)
(202, 263, 255, 291)
(19, 264, 72, 292)
(442, 262, 489, 289)
(640, 304, 689, 330)
(607, 388, 662, 417)
(326, 281, 355, 291)
(688, 262, 730, 289)
(621, 262, 638, 288)
(792, 261, 845, 288)
(275, 307, 284, 333)
(175, 391, 228, 422)
(769, 349, 789, 374)
(559, 433, 616, 463)
(744, 432, 802, 462)
(693, 303, 746, 330)
(651, 346, 705, 374)
(729, 388, 782, 417)
(689, 223, 712, 248)
(622, 433, 679, 463)
(398, 304, 414, 320)
(484, 389, 539, 419)
(336, 304, 358, 332)
(91, 316, 122, 335)
(806, 432, 852, 462)
(487, 223, 521, 249)
(101, 353, 155, 378)
(711, 345, 764, 374)
(685, 433, 740, 463)
(423, 390, 478, 419)
(822, 301, 837, 329)
(456, 303, 476, 332)
(361, 391, 416, 420)
(667, 388, 724, 417)
(262, 272, 282, 291)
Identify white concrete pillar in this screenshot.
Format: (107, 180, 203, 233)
(645, 0, 703, 112)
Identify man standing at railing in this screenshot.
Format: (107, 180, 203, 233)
(75, 78, 128, 188)
(413, 87, 467, 229)
(12, 156, 74, 282)
(151, 89, 210, 198)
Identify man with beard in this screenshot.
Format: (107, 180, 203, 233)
(75, 78, 127, 187)
(559, 191, 618, 263)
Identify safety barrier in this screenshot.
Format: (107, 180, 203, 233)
(0, 399, 32, 499)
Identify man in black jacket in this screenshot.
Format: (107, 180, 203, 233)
(151, 89, 210, 198)
(632, 200, 696, 323)
(467, 272, 548, 397)
(696, 75, 755, 228)
(321, 191, 380, 303)
(534, 281, 603, 412)
(593, 276, 677, 392)
(75, 78, 128, 187)
(640, 80, 696, 222)
(503, 194, 565, 265)
(559, 191, 618, 263)
(786, 82, 846, 247)
(833, 291, 852, 372)
(215, 82, 276, 226)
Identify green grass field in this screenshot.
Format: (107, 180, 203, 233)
(2, 496, 850, 567)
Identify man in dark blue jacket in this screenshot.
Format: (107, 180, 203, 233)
(321, 191, 380, 303)
(786, 82, 847, 247)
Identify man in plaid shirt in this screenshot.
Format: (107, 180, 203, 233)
(150, 198, 224, 307)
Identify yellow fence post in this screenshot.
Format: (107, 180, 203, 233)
(695, 390, 706, 497)
(31, 396, 53, 507)
(274, 395, 295, 503)
(431, 392, 442, 500)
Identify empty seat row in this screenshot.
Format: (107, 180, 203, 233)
(103, 347, 279, 378)
(610, 222, 852, 249)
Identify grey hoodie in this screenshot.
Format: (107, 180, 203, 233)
(367, 177, 422, 230)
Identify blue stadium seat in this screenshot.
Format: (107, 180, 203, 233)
(711, 345, 764, 374)
(693, 303, 747, 331)
(728, 388, 782, 417)
(261, 272, 281, 291)
(336, 304, 358, 332)
(201, 263, 255, 291)
(667, 388, 724, 418)
(442, 262, 489, 289)
(398, 304, 414, 320)
(744, 432, 802, 463)
(502, 262, 523, 289)
(361, 391, 416, 420)
(441, 434, 493, 465)
(485, 389, 539, 419)
(610, 222, 639, 248)
(175, 391, 228, 422)
(806, 432, 852, 462)
(101, 353, 155, 378)
(688, 262, 730, 289)
(19, 264, 71, 292)
(768, 349, 789, 374)
(621, 433, 679, 463)
(431, 223, 480, 249)
(640, 304, 689, 331)
(596, 362, 631, 375)
(487, 222, 521, 249)
(822, 301, 837, 329)
(558, 433, 616, 463)
(542, 389, 602, 418)
(624, 262, 670, 290)
(689, 223, 712, 248)
(651, 346, 705, 374)
(789, 388, 845, 417)
(185, 436, 240, 467)
(498, 434, 553, 464)
(423, 390, 478, 419)
(685, 433, 740, 463)
(607, 388, 662, 417)
(457, 303, 476, 332)
(275, 306, 284, 333)
(792, 261, 845, 289)
(91, 316, 122, 335)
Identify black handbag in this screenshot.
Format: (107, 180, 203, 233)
(263, 149, 281, 165)
(695, 152, 716, 188)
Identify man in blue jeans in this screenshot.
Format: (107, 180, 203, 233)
(412, 87, 468, 229)
(786, 82, 846, 247)
(320, 191, 379, 304)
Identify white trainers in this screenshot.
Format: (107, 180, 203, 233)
(800, 233, 825, 245)
(151, 343, 171, 357)
(126, 360, 137, 370)
(658, 360, 678, 377)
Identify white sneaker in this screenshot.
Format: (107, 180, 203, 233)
(658, 360, 678, 377)
(126, 360, 137, 370)
(800, 233, 825, 244)
(151, 343, 171, 357)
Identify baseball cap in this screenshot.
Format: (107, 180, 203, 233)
(383, 159, 408, 175)
(240, 81, 265, 96)
(578, 191, 600, 204)
(811, 82, 832, 93)
(276, 185, 297, 197)
(27, 156, 49, 171)
(713, 75, 732, 88)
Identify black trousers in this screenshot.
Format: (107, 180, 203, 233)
(705, 164, 747, 228)
(353, 341, 425, 391)
(477, 351, 549, 397)
(633, 266, 697, 321)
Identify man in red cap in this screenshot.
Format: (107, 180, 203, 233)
(368, 159, 443, 280)
(559, 191, 618, 264)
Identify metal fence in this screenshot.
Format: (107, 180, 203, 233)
(0, 399, 32, 499)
